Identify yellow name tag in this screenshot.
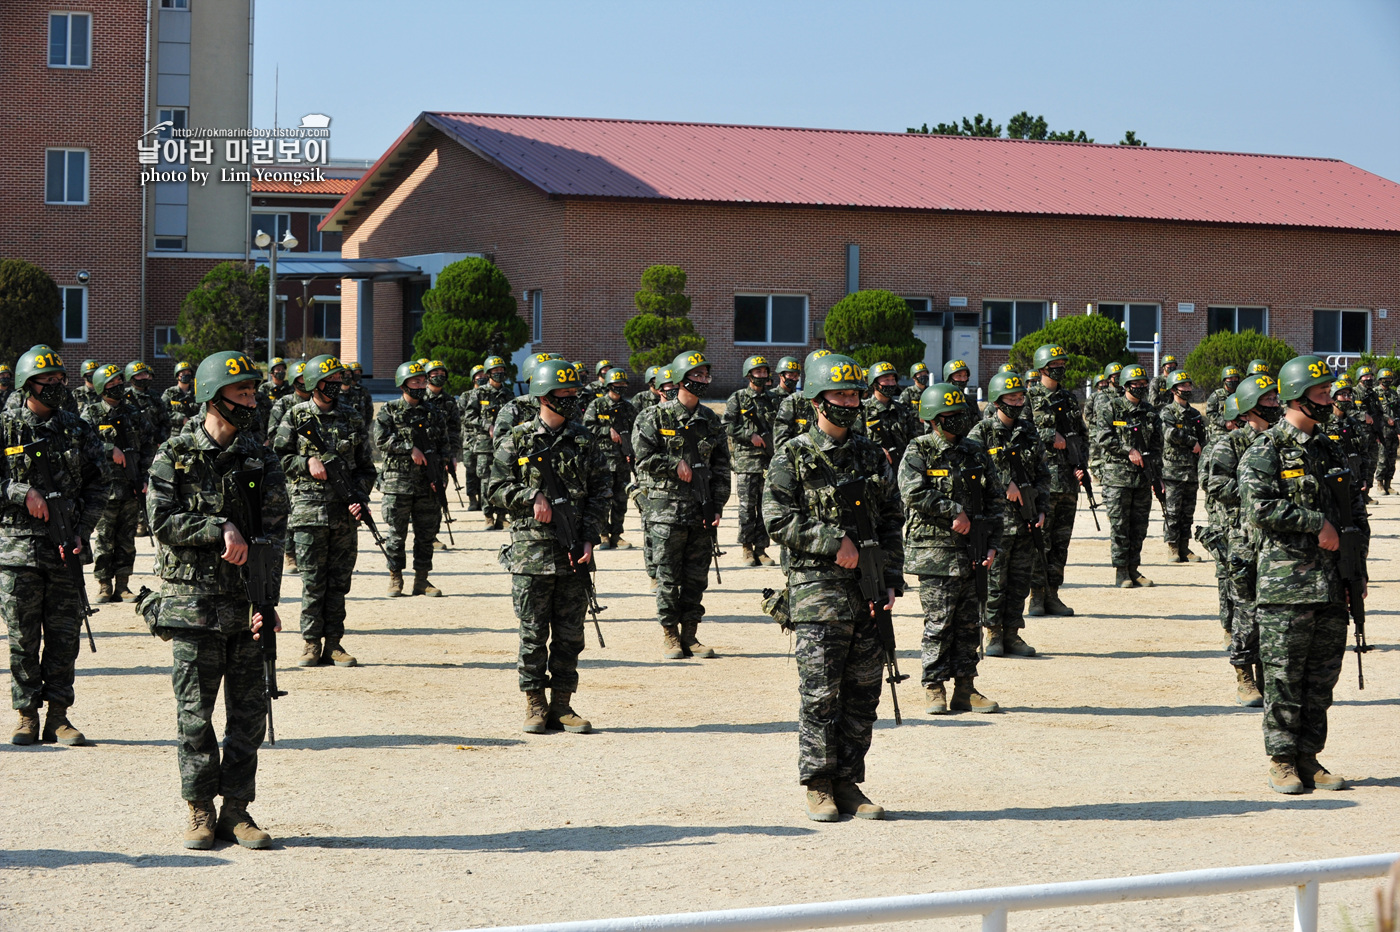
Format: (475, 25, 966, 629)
(1112, 420, 1128, 427)
(866, 419, 880, 427)
(927, 468, 949, 477)
(99, 424, 112, 430)
(479, 400, 491, 405)
(795, 418, 808, 426)
(517, 456, 530, 466)
(660, 428, 676, 436)
(1328, 434, 1341, 441)
(170, 400, 181, 406)
(987, 446, 1003, 455)
(1281, 468, 1305, 479)
(4, 445, 22, 456)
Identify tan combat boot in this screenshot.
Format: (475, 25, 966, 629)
(1026, 588, 1047, 616)
(216, 798, 272, 849)
(1268, 755, 1305, 795)
(412, 572, 442, 597)
(1297, 754, 1345, 791)
(96, 579, 115, 603)
(41, 704, 87, 745)
(297, 640, 321, 667)
(1044, 588, 1075, 616)
(755, 547, 775, 566)
(804, 779, 839, 822)
(1003, 630, 1037, 657)
(951, 677, 999, 713)
(432, 537, 447, 551)
(611, 536, 633, 550)
(661, 625, 687, 660)
(284, 551, 299, 574)
(1180, 547, 1203, 563)
(324, 640, 357, 667)
(183, 800, 216, 850)
(983, 626, 1005, 657)
(741, 545, 759, 567)
(680, 622, 716, 659)
(115, 576, 137, 602)
(387, 569, 404, 598)
(11, 708, 40, 746)
(595, 538, 612, 551)
(832, 780, 885, 820)
(1235, 666, 1263, 707)
(1116, 567, 1135, 589)
(1166, 542, 1182, 562)
(924, 683, 948, 715)
(547, 690, 592, 734)
(523, 690, 548, 734)
(1130, 566, 1154, 588)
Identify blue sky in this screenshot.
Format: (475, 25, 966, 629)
(253, 0, 1400, 181)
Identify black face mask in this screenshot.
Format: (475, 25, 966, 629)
(994, 399, 1024, 420)
(316, 381, 341, 406)
(915, 374, 929, 388)
(939, 411, 974, 439)
(102, 383, 125, 402)
(404, 386, 427, 402)
(544, 393, 580, 420)
(750, 376, 771, 391)
(1297, 396, 1330, 423)
(819, 399, 861, 429)
(1172, 389, 1192, 405)
(1224, 380, 1241, 393)
(780, 374, 799, 390)
(875, 380, 898, 400)
(178, 377, 193, 388)
(428, 373, 448, 387)
(214, 396, 259, 432)
(1125, 382, 1148, 400)
(661, 386, 680, 402)
(681, 375, 709, 398)
(1043, 366, 1066, 384)
(133, 380, 151, 394)
(1256, 404, 1282, 425)
(32, 381, 69, 410)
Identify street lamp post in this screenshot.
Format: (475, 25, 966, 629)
(255, 228, 298, 372)
(300, 279, 311, 361)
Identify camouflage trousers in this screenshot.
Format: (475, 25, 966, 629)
(918, 573, 981, 684)
(791, 579, 882, 785)
(475, 450, 500, 519)
(652, 520, 712, 628)
(93, 497, 141, 581)
(512, 572, 587, 692)
(1103, 484, 1151, 568)
(1160, 478, 1198, 547)
(734, 472, 770, 550)
(1379, 438, 1398, 488)
(293, 513, 358, 642)
(3, 562, 83, 710)
(603, 467, 630, 540)
(1030, 490, 1077, 591)
(1229, 594, 1260, 669)
(986, 532, 1036, 632)
(1365, 443, 1380, 488)
(1257, 601, 1348, 758)
(463, 445, 482, 498)
(381, 492, 441, 574)
(170, 606, 265, 802)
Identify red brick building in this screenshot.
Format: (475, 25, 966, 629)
(323, 113, 1400, 394)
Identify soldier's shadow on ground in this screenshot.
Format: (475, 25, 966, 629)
(270, 734, 522, 750)
(1011, 703, 1246, 717)
(281, 823, 816, 852)
(894, 798, 1357, 822)
(76, 665, 171, 677)
(352, 625, 516, 636)
(1050, 650, 1226, 660)
(0, 849, 231, 868)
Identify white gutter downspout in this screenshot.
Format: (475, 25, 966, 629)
(245, 0, 255, 263)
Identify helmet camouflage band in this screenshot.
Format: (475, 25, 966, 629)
(595, 359, 612, 375)
(92, 363, 122, 394)
(1121, 365, 1148, 384)
(1277, 355, 1333, 402)
(1168, 370, 1193, 389)
(868, 361, 897, 384)
(778, 356, 801, 374)
(304, 354, 344, 392)
(16, 346, 68, 388)
(395, 360, 426, 387)
(670, 351, 709, 383)
(803, 354, 866, 400)
(1033, 344, 1068, 369)
(124, 360, 152, 381)
(943, 359, 969, 380)
(987, 370, 1026, 403)
(194, 351, 259, 403)
(742, 355, 770, 377)
(530, 359, 581, 398)
(919, 382, 968, 420)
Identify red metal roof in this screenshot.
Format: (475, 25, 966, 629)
(322, 112, 1400, 233)
(252, 177, 358, 195)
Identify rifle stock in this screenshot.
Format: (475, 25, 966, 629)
(1054, 397, 1102, 530)
(412, 416, 456, 545)
(961, 464, 991, 614)
(1006, 447, 1048, 591)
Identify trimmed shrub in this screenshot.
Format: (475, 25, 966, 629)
(413, 257, 528, 395)
(0, 259, 64, 365)
(625, 265, 706, 374)
(822, 289, 925, 371)
(1008, 314, 1134, 389)
(167, 261, 270, 362)
(1348, 347, 1400, 381)
(1184, 329, 1297, 393)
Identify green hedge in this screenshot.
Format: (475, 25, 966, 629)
(1183, 330, 1296, 392)
(624, 265, 706, 374)
(1008, 314, 1135, 388)
(822, 289, 925, 371)
(0, 259, 62, 365)
(413, 257, 528, 395)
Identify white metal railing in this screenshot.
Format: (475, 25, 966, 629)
(451, 853, 1398, 932)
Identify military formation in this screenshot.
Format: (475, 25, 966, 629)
(1, 338, 1384, 839)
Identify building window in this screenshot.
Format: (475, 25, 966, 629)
(45, 149, 88, 204)
(157, 108, 188, 137)
(251, 213, 290, 242)
(905, 297, 931, 314)
(734, 294, 807, 345)
(153, 236, 186, 251)
(49, 12, 91, 68)
(160, 0, 189, 8)
(312, 300, 341, 340)
(981, 300, 1045, 348)
(1207, 306, 1268, 336)
(306, 213, 342, 253)
(530, 290, 543, 342)
(1313, 309, 1369, 355)
(59, 287, 87, 343)
(1097, 302, 1161, 350)
(153, 325, 179, 359)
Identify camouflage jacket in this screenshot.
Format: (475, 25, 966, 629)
(0, 404, 108, 566)
(897, 429, 1004, 577)
(488, 417, 611, 574)
(1205, 387, 1231, 436)
(147, 425, 288, 614)
(1094, 393, 1161, 488)
(967, 412, 1049, 539)
(81, 399, 157, 502)
(461, 382, 514, 455)
(1201, 426, 1267, 548)
(273, 399, 376, 527)
(632, 399, 731, 526)
(128, 386, 171, 440)
(1377, 385, 1400, 438)
(160, 385, 200, 438)
(763, 424, 904, 591)
(1085, 386, 1119, 468)
(1147, 373, 1174, 408)
(1158, 399, 1207, 481)
(1322, 408, 1370, 477)
(582, 392, 637, 469)
(1027, 383, 1088, 495)
(493, 395, 539, 439)
(72, 385, 98, 411)
(426, 388, 462, 455)
(723, 386, 780, 474)
(773, 392, 815, 448)
(1354, 383, 1385, 433)
(1239, 419, 1367, 605)
(341, 383, 375, 426)
(579, 378, 608, 408)
(630, 388, 659, 413)
(267, 391, 312, 444)
(373, 398, 450, 495)
(257, 380, 295, 407)
(863, 394, 920, 467)
(898, 383, 926, 409)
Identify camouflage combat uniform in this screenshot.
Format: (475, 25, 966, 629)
(763, 424, 903, 786)
(463, 380, 514, 518)
(374, 397, 449, 578)
(72, 384, 98, 411)
(723, 384, 780, 554)
(161, 384, 201, 439)
(1095, 392, 1160, 573)
(494, 395, 540, 438)
(898, 382, 927, 409)
(773, 392, 816, 448)
(967, 411, 1047, 635)
(341, 381, 375, 428)
(1353, 382, 1383, 490)
(129, 383, 172, 441)
(1205, 386, 1232, 436)
(82, 397, 156, 587)
(266, 390, 312, 443)
(1026, 381, 1087, 598)
(1158, 396, 1207, 551)
(582, 390, 637, 542)
(1376, 381, 1399, 491)
(862, 393, 920, 469)
(1200, 430, 1241, 639)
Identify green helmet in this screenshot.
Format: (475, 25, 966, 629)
(1357, 365, 1375, 380)
(919, 382, 970, 420)
(1033, 344, 1068, 370)
(1277, 355, 1333, 402)
(595, 359, 612, 376)
(943, 359, 969, 380)
(1168, 370, 1194, 391)
(1121, 364, 1148, 385)
(426, 359, 447, 375)
(15, 346, 68, 388)
(125, 360, 152, 381)
(417, 357, 430, 368)
(395, 360, 427, 387)
(289, 361, 308, 386)
(657, 366, 677, 388)
(742, 354, 771, 378)
(194, 351, 260, 403)
(1163, 355, 1178, 368)
(909, 361, 929, 379)
(304, 354, 344, 393)
(529, 359, 581, 398)
(999, 363, 1017, 374)
(470, 364, 485, 379)
(1330, 380, 1353, 400)
(1025, 369, 1040, 382)
(778, 356, 801, 376)
(802, 354, 866, 400)
(1248, 358, 1271, 375)
(349, 361, 363, 372)
(868, 361, 897, 384)
(670, 350, 710, 384)
(644, 366, 660, 386)
(1223, 395, 1240, 422)
(81, 358, 99, 377)
(1379, 368, 1395, 381)
(484, 355, 507, 372)
(173, 360, 195, 378)
(0, 364, 11, 382)
(804, 349, 833, 368)
(268, 357, 286, 377)
(605, 368, 630, 389)
(92, 363, 123, 395)
(987, 370, 1028, 404)
(1221, 366, 1242, 384)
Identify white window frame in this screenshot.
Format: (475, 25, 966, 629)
(1207, 305, 1269, 336)
(160, 0, 189, 8)
(157, 107, 188, 138)
(980, 299, 1046, 349)
(251, 212, 291, 242)
(45, 148, 89, 205)
(1097, 301, 1162, 351)
(311, 297, 342, 342)
(153, 325, 179, 359)
(733, 293, 809, 346)
(59, 286, 88, 343)
(1313, 308, 1370, 356)
(152, 236, 186, 251)
(48, 11, 92, 69)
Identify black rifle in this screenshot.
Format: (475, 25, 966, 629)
(1130, 424, 1168, 508)
(1005, 445, 1049, 591)
(229, 468, 287, 743)
(21, 439, 97, 652)
(617, 429, 636, 481)
(1051, 395, 1101, 530)
(961, 462, 992, 619)
(833, 478, 907, 724)
(294, 416, 392, 570)
(411, 414, 456, 545)
(449, 460, 466, 507)
(1325, 468, 1370, 689)
(107, 412, 151, 543)
(529, 444, 607, 647)
(677, 420, 724, 583)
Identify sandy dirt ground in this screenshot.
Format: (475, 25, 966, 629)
(2, 468, 1397, 932)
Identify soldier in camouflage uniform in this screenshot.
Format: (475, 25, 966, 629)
(1376, 368, 1399, 493)
(254, 358, 293, 445)
(146, 350, 288, 849)
(724, 355, 780, 566)
(1025, 344, 1085, 617)
(425, 360, 463, 550)
(73, 359, 101, 410)
(899, 382, 1004, 716)
(1206, 366, 1243, 436)
(1158, 370, 1207, 562)
(160, 360, 201, 439)
(82, 364, 156, 603)
(1146, 355, 1179, 408)
(763, 354, 901, 821)
(456, 364, 486, 508)
(968, 371, 1046, 658)
(1024, 368, 1040, 389)
(863, 361, 920, 469)
(774, 350, 833, 448)
(3, 347, 107, 746)
(125, 361, 167, 536)
(633, 351, 731, 659)
(942, 359, 972, 399)
(341, 361, 375, 427)
(1096, 364, 1161, 588)
(632, 367, 677, 588)
(0, 364, 13, 409)
(583, 368, 637, 550)
(490, 358, 610, 735)
(1199, 400, 1240, 654)
(274, 355, 376, 669)
(1325, 381, 1371, 482)
(266, 362, 311, 441)
(1086, 362, 1123, 480)
(774, 356, 802, 399)
(374, 361, 450, 597)
(630, 366, 661, 413)
(494, 353, 560, 440)
(1239, 355, 1363, 795)
(1353, 367, 1384, 500)
(463, 356, 515, 522)
(580, 359, 613, 409)
(898, 361, 931, 408)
